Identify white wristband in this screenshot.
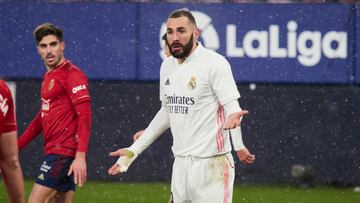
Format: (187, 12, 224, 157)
(230, 126, 245, 151)
(116, 149, 138, 172)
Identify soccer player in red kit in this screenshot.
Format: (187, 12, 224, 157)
(0, 80, 25, 203)
(17, 23, 91, 203)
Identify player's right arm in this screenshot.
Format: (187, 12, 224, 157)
(17, 110, 42, 150)
(108, 105, 170, 175)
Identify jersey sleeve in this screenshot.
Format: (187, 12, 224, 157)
(17, 111, 42, 150)
(65, 69, 92, 153)
(0, 81, 17, 134)
(65, 70, 91, 105)
(159, 61, 166, 102)
(73, 101, 91, 153)
(210, 57, 240, 105)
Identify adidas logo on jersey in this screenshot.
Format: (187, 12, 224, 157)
(165, 78, 170, 85)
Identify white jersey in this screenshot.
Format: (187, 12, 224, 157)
(160, 43, 240, 157)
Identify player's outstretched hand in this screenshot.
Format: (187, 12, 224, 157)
(108, 148, 128, 175)
(224, 110, 249, 130)
(133, 130, 144, 142)
(108, 148, 138, 175)
(236, 147, 255, 164)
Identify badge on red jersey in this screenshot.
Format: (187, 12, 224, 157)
(48, 79, 55, 91)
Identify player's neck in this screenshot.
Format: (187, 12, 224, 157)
(177, 43, 198, 64)
(46, 58, 66, 72)
(177, 58, 185, 64)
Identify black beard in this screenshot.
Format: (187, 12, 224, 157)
(170, 34, 194, 59)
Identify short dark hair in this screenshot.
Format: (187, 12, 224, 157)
(168, 9, 197, 27)
(33, 23, 63, 45)
(162, 33, 167, 41)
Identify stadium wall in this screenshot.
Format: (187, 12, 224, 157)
(16, 80, 360, 185)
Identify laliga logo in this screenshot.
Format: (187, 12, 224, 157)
(159, 10, 219, 59)
(227, 21, 347, 67)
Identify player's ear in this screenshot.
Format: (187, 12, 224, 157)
(61, 41, 65, 51)
(193, 28, 200, 42)
(36, 45, 41, 54)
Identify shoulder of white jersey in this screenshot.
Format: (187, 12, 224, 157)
(160, 56, 176, 74)
(162, 56, 174, 66)
(201, 47, 231, 70)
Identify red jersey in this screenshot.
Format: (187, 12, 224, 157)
(0, 80, 17, 135)
(18, 60, 91, 157)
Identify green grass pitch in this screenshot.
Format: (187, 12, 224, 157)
(1, 180, 359, 203)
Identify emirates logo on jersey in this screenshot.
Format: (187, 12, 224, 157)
(188, 77, 197, 90)
(48, 79, 55, 91)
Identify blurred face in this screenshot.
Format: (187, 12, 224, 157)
(37, 35, 65, 70)
(166, 16, 199, 59)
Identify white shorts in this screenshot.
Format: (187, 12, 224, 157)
(171, 153, 235, 203)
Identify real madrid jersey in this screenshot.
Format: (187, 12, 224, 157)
(160, 43, 240, 157)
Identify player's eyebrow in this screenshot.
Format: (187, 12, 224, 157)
(49, 41, 58, 46)
(38, 40, 58, 47)
(176, 27, 186, 32)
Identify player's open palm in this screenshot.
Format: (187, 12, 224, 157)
(224, 110, 249, 130)
(236, 147, 255, 164)
(108, 148, 128, 175)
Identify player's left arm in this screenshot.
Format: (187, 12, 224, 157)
(67, 101, 91, 187)
(65, 70, 91, 187)
(223, 101, 248, 130)
(211, 57, 254, 163)
(223, 100, 254, 164)
(228, 126, 255, 165)
(210, 57, 248, 129)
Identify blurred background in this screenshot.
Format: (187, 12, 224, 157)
(0, 0, 359, 196)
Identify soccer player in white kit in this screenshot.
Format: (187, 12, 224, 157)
(108, 9, 255, 203)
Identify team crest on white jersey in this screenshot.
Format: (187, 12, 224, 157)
(48, 79, 55, 91)
(165, 78, 170, 85)
(188, 77, 197, 90)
